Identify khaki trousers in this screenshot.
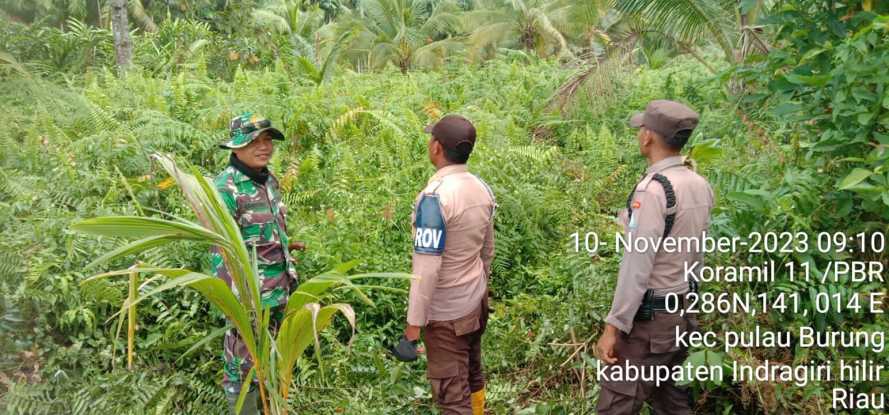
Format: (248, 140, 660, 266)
(424, 297, 489, 415)
(597, 312, 697, 415)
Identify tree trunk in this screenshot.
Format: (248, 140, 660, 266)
(86, 0, 100, 27)
(111, 0, 133, 72)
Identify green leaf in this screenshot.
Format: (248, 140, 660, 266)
(176, 325, 230, 363)
(81, 267, 191, 285)
(84, 234, 193, 270)
(689, 141, 722, 164)
(186, 276, 258, 363)
(286, 273, 352, 314)
(71, 216, 228, 247)
(773, 102, 801, 117)
(0, 51, 29, 77)
(785, 73, 830, 87)
(612, 0, 735, 62)
(800, 47, 827, 63)
(726, 189, 770, 210)
(739, 0, 757, 14)
(276, 303, 355, 399)
(838, 168, 873, 190)
(235, 366, 256, 415)
(334, 260, 361, 274)
(92, 268, 258, 365)
(857, 112, 874, 125)
(678, 350, 724, 386)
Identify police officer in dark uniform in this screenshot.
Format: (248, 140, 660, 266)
(596, 100, 714, 414)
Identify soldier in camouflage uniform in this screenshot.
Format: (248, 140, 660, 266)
(211, 112, 304, 414)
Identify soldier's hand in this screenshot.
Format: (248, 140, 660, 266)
(288, 241, 306, 251)
(596, 325, 619, 364)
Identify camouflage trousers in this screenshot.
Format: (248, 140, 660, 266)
(222, 306, 285, 395)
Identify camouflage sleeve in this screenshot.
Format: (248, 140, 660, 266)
(210, 184, 238, 283)
(217, 187, 238, 220)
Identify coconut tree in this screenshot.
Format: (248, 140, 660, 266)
(612, 0, 771, 64)
(328, 0, 465, 73)
(252, 0, 348, 83)
(72, 154, 409, 414)
(464, 0, 602, 61)
(252, 0, 327, 56)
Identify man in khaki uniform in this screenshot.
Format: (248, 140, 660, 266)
(596, 100, 714, 414)
(397, 115, 495, 415)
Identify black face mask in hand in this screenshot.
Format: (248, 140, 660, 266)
(389, 335, 418, 362)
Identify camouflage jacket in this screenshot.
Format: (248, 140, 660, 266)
(210, 163, 297, 308)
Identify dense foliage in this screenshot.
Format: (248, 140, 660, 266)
(1, 0, 887, 414)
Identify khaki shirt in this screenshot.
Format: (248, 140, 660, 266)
(407, 164, 495, 326)
(605, 156, 714, 333)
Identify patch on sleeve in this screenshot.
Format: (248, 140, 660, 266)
(628, 213, 639, 229)
(628, 200, 641, 229)
(414, 194, 446, 255)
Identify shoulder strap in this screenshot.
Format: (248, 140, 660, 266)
(469, 174, 497, 219)
(626, 173, 677, 238)
(426, 179, 444, 194)
(651, 174, 677, 238)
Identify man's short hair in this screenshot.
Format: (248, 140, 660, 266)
(440, 140, 472, 164)
(665, 128, 693, 150)
(426, 115, 476, 164)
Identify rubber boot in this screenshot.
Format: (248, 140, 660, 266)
(471, 388, 485, 415)
(226, 388, 260, 415)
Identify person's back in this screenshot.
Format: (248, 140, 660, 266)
(637, 157, 714, 293)
(411, 167, 495, 323)
(398, 115, 495, 415)
(597, 100, 711, 415)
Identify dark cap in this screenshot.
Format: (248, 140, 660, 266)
(629, 100, 699, 140)
(424, 114, 476, 151)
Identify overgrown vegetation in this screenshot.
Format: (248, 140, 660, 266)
(1, 1, 887, 414)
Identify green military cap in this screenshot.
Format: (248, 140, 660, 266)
(219, 112, 285, 149)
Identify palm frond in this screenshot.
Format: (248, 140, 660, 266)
(319, 32, 353, 83)
(253, 9, 293, 33)
(413, 37, 464, 69)
(530, 7, 571, 58)
(467, 21, 519, 55)
(613, 0, 736, 61)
